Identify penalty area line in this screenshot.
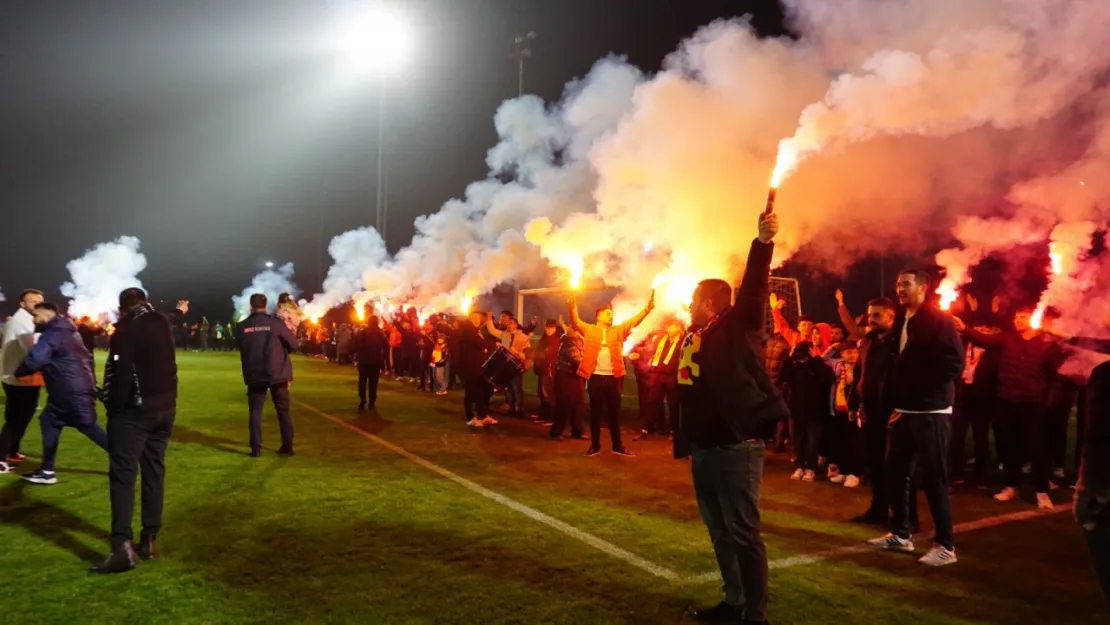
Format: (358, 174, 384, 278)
(293, 399, 681, 582)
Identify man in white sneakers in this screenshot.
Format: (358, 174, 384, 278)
(867, 269, 964, 567)
(0, 289, 45, 474)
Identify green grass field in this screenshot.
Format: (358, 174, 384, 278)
(0, 352, 1103, 624)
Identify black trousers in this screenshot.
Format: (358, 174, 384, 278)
(951, 389, 993, 481)
(887, 413, 953, 549)
(359, 365, 381, 406)
(1, 384, 41, 457)
(1048, 385, 1077, 470)
(996, 399, 1052, 492)
(537, 372, 555, 421)
(862, 410, 919, 522)
(463, 375, 490, 421)
(794, 419, 823, 471)
(832, 412, 866, 476)
(247, 383, 293, 451)
(0, 383, 40, 456)
(645, 375, 677, 436)
(588, 375, 623, 449)
(108, 408, 175, 549)
(551, 370, 585, 437)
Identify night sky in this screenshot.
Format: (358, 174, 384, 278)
(0, 0, 789, 321)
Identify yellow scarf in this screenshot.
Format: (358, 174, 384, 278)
(651, 335, 679, 367)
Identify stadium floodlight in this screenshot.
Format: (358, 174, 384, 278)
(265, 261, 274, 268)
(335, 2, 412, 74)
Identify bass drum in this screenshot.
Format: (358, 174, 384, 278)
(482, 344, 526, 391)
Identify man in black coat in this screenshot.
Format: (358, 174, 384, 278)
(457, 310, 497, 427)
(236, 293, 299, 457)
(868, 269, 964, 567)
(92, 288, 186, 574)
(682, 213, 786, 624)
(352, 315, 388, 410)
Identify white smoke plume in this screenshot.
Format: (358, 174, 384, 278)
(232, 263, 300, 321)
(301, 227, 388, 320)
(0, 287, 5, 304)
(60, 236, 147, 322)
(304, 0, 1110, 345)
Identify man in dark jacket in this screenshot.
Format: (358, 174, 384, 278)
(458, 311, 497, 427)
(1076, 345, 1110, 610)
(848, 297, 900, 522)
(956, 307, 1065, 508)
(868, 269, 964, 567)
(532, 319, 562, 423)
(236, 293, 299, 457)
(352, 315, 388, 410)
(682, 213, 786, 624)
(14, 303, 108, 485)
(550, 329, 586, 441)
(92, 288, 185, 574)
(641, 319, 684, 441)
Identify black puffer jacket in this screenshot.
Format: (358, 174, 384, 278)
(763, 333, 790, 387)
(556, 331, 584, 377)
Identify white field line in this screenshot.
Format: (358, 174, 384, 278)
(686, 503, 1074, 584)
(293, 399, 681, 582)
(296, 398, 1071, 585)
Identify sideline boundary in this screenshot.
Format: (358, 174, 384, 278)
(295, 398, 1073, 585)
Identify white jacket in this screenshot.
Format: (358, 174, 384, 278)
(2, 308, 43, 386)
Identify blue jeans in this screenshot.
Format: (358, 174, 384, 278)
(506, 373, 524, 413)
(433, 366, 446, 393)
(691, 441, 768, 621)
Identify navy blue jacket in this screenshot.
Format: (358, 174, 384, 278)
(237, 312, 299, 386)
(15, 316, 97, 408)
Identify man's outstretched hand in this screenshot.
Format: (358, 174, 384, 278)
(758, 213, 779, 243)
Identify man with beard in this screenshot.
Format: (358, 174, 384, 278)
(13, 303, 108, 485)
(868, 269, 964, 567)
(682, 212, 785, 625)
(0, 288, 45, 473)
(92, 289, 186, 573)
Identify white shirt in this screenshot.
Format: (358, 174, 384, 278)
(896, 308, 952, 415)
(594, 328, 614, 376)
(1, 308, 41, 386)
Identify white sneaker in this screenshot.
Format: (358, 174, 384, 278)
(790, 468, 804, 481)
(867, 533, 915, 552)
(830, 474, 847, 484)
(1053, 467, 1066, 480)
(843, 475, 861, 488)
(918, 545, 957, 567)
(1036, 492, 1054, 510)
(994, 487, 1018, 502)
(466, 419, 485, 428)
(481, 416, 499, 426)
(0, 462, 14, 474)
(802, 470, 816, 482)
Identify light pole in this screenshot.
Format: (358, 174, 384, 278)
(334, 2, 411, 241)
(511, 32, 536, 97)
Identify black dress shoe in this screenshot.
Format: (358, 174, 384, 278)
(277, 447, 295, 456)
(692, 601, 743, 622)
(91, 542, 139, 574)
(358, 402, 366, 411)
(138, 535, 158, 560)
(249, 449, 261, 458)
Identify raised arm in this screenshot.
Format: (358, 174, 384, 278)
(1068, 336, 1110, 355)
(621, 291, 655, 336)
(730, 216, 777, 334)
(484, 318, 504, 339)
(836, 290, 862, 339)
(567, 295, 584, 333)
